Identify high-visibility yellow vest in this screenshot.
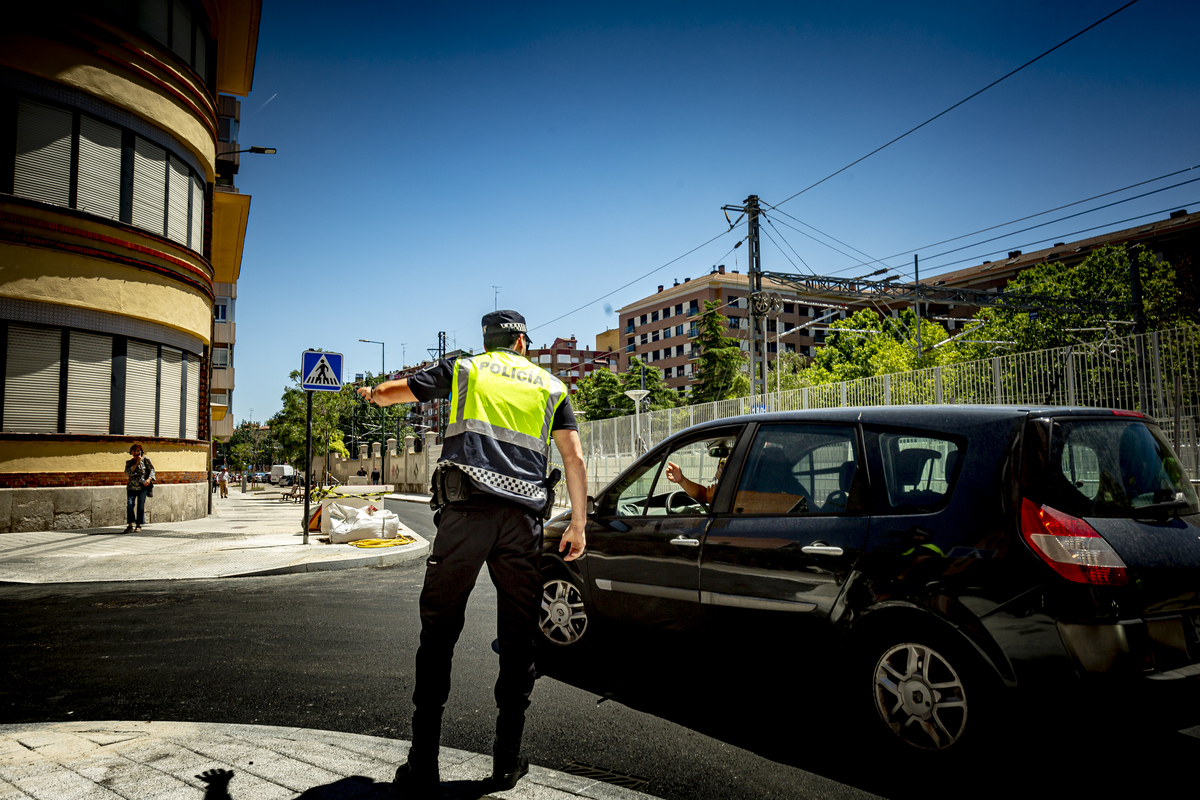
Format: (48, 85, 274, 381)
(438, 349, 567, 511)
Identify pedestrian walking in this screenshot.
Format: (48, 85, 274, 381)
(359, 310, 586, 797)
(370, 465, 380, 485)
(218, 466, 230, 498)
(124, 443, 155, 533)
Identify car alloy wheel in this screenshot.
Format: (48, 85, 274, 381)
(872, 641, 968, 750)
(539, 578, 588, 646)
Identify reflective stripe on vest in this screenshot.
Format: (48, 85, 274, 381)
(439, 350, 566, 509)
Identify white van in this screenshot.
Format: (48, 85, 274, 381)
(269, 464, 296, 485)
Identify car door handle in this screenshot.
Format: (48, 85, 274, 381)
(670, 537, 700, 547)
(801, 542, 844, 556)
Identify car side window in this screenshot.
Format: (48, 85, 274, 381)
(602, 459, 659, 518)
(879, 433, 960, 508)
(733, 424, 859, 514)
(645, 436, 732, 516)
(600, 431, 738, 518)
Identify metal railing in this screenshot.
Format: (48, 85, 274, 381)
(550, 325, 1200, 500)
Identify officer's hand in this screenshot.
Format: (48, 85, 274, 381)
(356, 386, 374, 404)
(559, 520, 586, 561)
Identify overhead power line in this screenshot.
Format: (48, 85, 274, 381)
(830, 162, 1200, 275)
(530, 228, 737, 334)
(768, 0, 1141, 210)
(913, 200, 1199, 273)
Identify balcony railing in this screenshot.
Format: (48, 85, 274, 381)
(625, 344, 636, 353)
(623, 325, 635, 334)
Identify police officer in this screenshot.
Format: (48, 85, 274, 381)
(359, 310, 586, 797)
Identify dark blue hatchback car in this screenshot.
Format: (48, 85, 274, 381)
(540, 405, 1200, 752)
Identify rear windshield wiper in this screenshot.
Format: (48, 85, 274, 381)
(1132, 497, 1194, 519)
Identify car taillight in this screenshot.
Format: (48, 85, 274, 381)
(1020, 498, 1129, 586)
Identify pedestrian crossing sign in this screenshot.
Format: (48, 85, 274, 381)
(301, 350, 343, 391)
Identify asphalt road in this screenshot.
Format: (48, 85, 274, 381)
(3, 502, 1199, 800)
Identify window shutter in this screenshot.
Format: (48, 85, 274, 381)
(185, 352, 199, 439)
(77, 116, 122, 221)
(167, 155, 190, 244)
(171, 0, 193, 62)
(190, 173, 205, 252)
(194, 32, 207, 83)
(14, 100, 72, 208)
(4, 325, 61, 433)
(132, 137, 167, 235)
(159, 346, 183, 437)
(139, 0, 168, 44)
(125, 340, 158, 436)
(66, 332, 113, 434)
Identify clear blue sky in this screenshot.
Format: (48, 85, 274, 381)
(231, 0, 1200, 423)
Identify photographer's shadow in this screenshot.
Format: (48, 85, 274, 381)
(196, 768, 499, 799)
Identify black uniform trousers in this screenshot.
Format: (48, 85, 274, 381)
(412, 496, 542, 746)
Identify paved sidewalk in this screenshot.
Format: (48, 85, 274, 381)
(0, 721, 659, 799)
(0, 486, 431, 584)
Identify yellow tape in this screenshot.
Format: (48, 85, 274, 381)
(349, 536, 416, 548)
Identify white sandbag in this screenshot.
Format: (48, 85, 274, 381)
(329, 504, 400, 543)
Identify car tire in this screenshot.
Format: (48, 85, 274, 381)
(538, 573, 589, 647)
(863, 623, 995, 754)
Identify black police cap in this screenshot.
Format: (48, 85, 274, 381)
(481, 310, 527, 336)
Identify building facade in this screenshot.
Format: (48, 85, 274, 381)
(616, 266, 845, 395)
(526, 336, 616, 396)
(0, 0, 262, 531)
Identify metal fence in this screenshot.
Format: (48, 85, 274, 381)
(551, 325, 1200, 499)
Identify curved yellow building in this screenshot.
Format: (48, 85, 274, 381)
(0, 0, 261, 530)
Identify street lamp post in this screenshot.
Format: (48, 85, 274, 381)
(624, 389, 649, 456)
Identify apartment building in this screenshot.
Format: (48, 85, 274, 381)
(0, 0, 263, 530)
(526, 336, 616, 395)
(615, 266, 845, 395)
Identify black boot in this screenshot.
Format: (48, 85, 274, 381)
(489, 712, 529, 791)
(490, 752, 529, 791)
(395, 711, 442, 798)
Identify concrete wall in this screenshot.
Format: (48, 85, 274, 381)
(315, 432, 438, 495)
(0, 483, 208, 532)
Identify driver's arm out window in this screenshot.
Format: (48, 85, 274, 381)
(646, 437, 731, 516)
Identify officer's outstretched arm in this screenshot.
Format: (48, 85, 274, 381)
(551, 428, 587, 561)
(357, 380, 417, 407)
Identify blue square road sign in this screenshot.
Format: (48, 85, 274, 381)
(301, 350, 343, 391)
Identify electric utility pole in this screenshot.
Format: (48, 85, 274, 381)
(722, 195, 773, 404)
(427, 332, 447, 441)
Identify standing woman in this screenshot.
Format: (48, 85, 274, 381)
(124, 443, 155, 533)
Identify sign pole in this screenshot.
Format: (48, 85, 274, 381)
(303, 389, 313, 544)
(300, 349, 343, 544)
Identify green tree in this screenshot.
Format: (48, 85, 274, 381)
(801, 308, 949, 385)
(224, 418, 269, 472)
(765, 349, 812, 393)
(958, 244, 1192, 358)
(339, 372, 416, 456)
(271, 370, 353, 483)
(572, 368, 629, 420)
(690, 300, 748, 403)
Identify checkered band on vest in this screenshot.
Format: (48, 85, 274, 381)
(457, 464, 546, 502)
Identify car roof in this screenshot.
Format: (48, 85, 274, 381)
(674, 404, 1134, 437)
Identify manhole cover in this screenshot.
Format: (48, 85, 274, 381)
(560, 762, 651, 791)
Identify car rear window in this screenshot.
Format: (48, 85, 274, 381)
(1045, 419, 1198, 518)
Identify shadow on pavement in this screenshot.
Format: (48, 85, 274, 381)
(536, 625, 1200, 800)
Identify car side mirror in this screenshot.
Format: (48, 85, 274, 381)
(586, 496, 596, 516)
